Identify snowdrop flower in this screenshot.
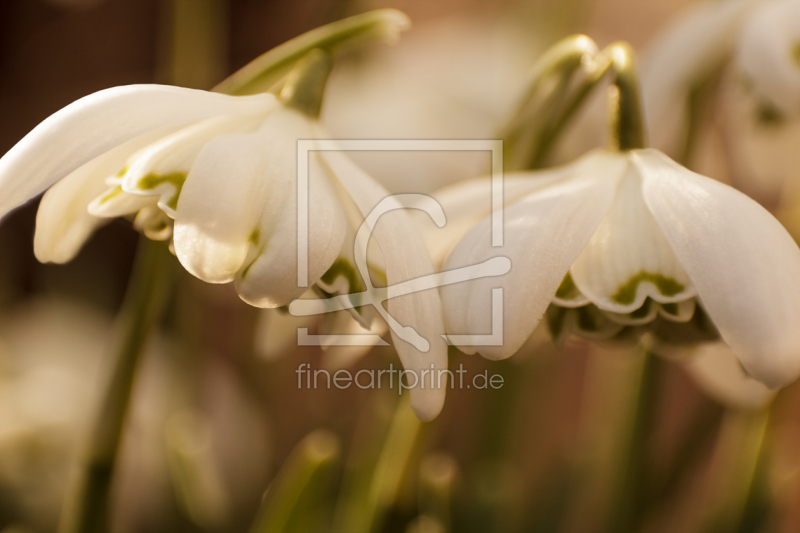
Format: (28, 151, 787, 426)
(641, 0, 800, 197)
(0, 16, 447, 420)
(436, 148, 800, 390)
(737, 0, 800, 116)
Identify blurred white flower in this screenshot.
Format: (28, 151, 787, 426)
(640, 0, 800, 198)
(323, 17, 538, 193)
(737, 0, 800, 115)
(434, 148, 800, 390)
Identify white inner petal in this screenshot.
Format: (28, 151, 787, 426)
(122, 111, 271, 217)
(570, 161, 696, 314)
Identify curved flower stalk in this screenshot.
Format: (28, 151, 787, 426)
(435, 40, 800, 393)
(0, 10, 447, 420)
(640, 0, 800, 197)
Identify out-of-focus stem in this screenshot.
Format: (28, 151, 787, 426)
(213, 9, 410, 96)
(58, 239, 176, 533)
(249, 430, 341, 533)
(333, 394, 422, 533)
(701, 410, 770, 532)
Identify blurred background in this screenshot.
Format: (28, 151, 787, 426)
(2, 0, 800, 532)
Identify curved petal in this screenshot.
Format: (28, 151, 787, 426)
(233, 149, 346, 308)
(317, 129, 447, 421)
(420, 169, 573, 269)
(173, 107, 310, 284)
(737, 0, 800, 114)
(638, 148, 800, 388)
(682, 342, 775, 410)
(34, 125, 179, 263)
(441, 150, 625, 361)
(0, 84, 277, 221)
(122, 111, 272, 217)
(570, 159, 696, 314)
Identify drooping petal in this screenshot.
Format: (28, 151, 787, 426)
(737, 0, 800, 115)
(122, 111, 273, 217)
(34, 125, 178, 264)
(570, 159, 696, 314)
(419, 169, 573, 269)
(682, 342, 775, 410)
(0, 85, 276, 220)
(638, 148, 800, 388)
(233, 149, 346, 308)
(173, 107, 312, 284)
(441, 150, 625, 361)
(317, 129, 448, 421)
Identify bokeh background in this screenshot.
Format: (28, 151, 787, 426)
(2, 1, 800, 532)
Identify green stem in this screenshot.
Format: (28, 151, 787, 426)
(503, 37, 648, 168)
(606, 42, 646, 151)
(250, 430, 341, 533)
(213, 8, 409, 96)
(58, 238, 176, 533)
(604, 350, 662, 533)
(502, 35, 598, 170)
(332, 394, 422, 533)
(280, 48, 334, 119)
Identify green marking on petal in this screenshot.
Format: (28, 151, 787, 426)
(611, 271, 685, 305)
(249, 228, 260, 245)
(98, 185, 125, 205)
(555, 271, 581, 300)
(793, 42, 800, 69)
(115, 164, 129, 178)
(320, 257, 364, 293)
(137, 171, 188, 210)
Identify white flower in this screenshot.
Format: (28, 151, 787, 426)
(737, 0, 800, 116)
(640, 0, 800, 198)
(0, 86, 447, 420)
(435, 148, 800, 390)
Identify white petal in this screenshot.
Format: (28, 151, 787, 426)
(88, 184, 156, 218)
(737, 0, 800, 114)
(34, 125, 177, 264)
(0, 85, 276, 221)
(570, 158, 696, 314)
(233, 149, 346, 308)
(440, 150, 625, 360)
(318, 131, 448, 421)
(122, 111, 272, 217)
(683, 342, 775, 410)
(638, 148, 800, 388)
(173, 107, 312, 284)
(420, 169, 573, 269)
